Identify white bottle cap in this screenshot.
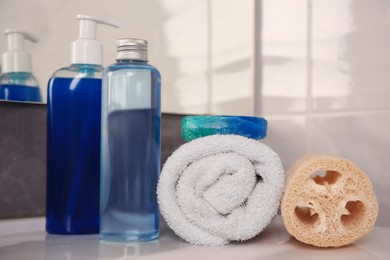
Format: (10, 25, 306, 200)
(71, 14, 120, 65)
(1, 29, 38, 73)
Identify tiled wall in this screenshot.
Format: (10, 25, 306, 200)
(0, 0, 254, 116)
(259, 0, 390, 227)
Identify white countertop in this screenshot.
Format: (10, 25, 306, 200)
(0, 216, 389, 259)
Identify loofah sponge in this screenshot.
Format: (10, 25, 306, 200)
(281, 154, 378, 248)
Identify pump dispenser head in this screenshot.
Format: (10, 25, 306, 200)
(71, 14, 120, 65)
(2, 29, 38, 73)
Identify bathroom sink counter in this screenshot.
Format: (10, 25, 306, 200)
(0, 216, 389, 259)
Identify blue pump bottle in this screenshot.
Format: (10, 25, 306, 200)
(0, 29, 42, 102)
(46, 15, 119, 234)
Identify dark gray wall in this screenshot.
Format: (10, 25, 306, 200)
(0, 101, 185, 219)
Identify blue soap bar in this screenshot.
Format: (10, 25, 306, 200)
(181, 115, 267, 141)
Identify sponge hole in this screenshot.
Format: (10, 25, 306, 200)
(341, 201, 365, 226)
(295, 206, 319, 225)
(311, 170, 341, 185)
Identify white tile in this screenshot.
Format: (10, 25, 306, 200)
(262, 60, 307, 114)
(160, 0, 209, 114)
(173, 73, 209, 114)
(162, 1, 208, 59)
(212, 68, 254, 115)
(262, 0, 308, 44)
(309, 112, 390, 227)
(160, 0, 202, 16)
(261, 0, 308, 114)
(262, 115, 308, 171)
(312, 0, 390, 111)
(210, 0, 254, 115)
(0, 0, 211, 115)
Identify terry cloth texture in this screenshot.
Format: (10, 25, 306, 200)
(157, 134, 285, 245)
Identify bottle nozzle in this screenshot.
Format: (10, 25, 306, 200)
(71, 14, 120, 65)
(77, 15, 120, 39)
(2, 29, 38, 73)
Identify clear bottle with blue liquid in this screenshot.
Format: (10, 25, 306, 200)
(46, 15, 119, 234)
(100, 38, 161, 242)
(0, 29, 42, 102)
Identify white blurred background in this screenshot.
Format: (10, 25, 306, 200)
(0, 0, 254, 115)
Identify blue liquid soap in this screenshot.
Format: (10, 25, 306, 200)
(1, 30, 42, 103)
(45, 14, 119, 234)
(0, 84, 42, 102)
(46, 77, 101, 234)
(0, 72, 42, 102)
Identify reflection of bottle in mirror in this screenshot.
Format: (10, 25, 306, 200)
(0, 29, 42, 102)
(100, 38, 161, 242)
(46, 14, 119, 234)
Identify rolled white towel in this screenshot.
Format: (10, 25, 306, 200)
(157, 134, 285, 245)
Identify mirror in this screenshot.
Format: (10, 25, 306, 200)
(0, 0, 254, 115)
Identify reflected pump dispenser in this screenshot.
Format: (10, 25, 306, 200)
(100, 39, 161, 242)
(46, 14, 119, 234)
(0, 29, 42, 102)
